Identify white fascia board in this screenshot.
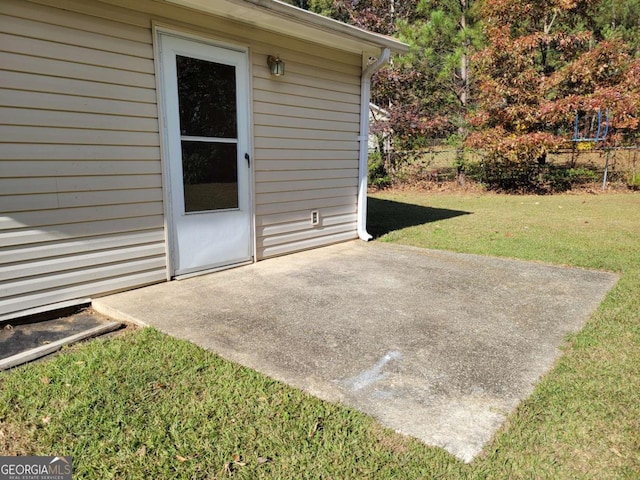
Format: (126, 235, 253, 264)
(161, 0, 409, 55)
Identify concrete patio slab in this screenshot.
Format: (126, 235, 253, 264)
(93, 241, 618, 462)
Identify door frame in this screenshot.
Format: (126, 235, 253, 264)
(153, 26, 256, 279)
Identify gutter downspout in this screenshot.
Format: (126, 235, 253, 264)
(357, 47, 391, 241)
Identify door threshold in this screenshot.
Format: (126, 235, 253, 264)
(173, 259, 254, 280)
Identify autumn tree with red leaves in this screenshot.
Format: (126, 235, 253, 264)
(287, 1, 479, 148)
(467, 0, 640, 190)
(284, 0, 640, 189)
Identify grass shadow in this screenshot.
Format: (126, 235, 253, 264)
(367, 197, 472, 238)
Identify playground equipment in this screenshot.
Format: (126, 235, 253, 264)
(573, 109, 610, 190)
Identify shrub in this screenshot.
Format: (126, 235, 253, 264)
(368, 151, 391, 188)
(465, 156, 601, 193)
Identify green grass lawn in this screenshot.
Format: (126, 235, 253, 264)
(2, 191, 639, 479)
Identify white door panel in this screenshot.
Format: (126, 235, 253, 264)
(159, 34, 252, 275)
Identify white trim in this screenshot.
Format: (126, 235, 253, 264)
(357, 48, 390, 241)
(154, 24, 251, 53)
(154, 26, 254, 276)
(152, 24, 173, 281)
(246, 47, 258, 264)
(181, 136, 239, 144)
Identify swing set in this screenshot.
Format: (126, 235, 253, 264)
(572, 109, 611, 190)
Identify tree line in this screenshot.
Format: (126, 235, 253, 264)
(284, 0, 640, 191)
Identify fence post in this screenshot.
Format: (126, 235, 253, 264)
(602, 148, 611, 191)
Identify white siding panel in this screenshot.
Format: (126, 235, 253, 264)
(255, 137, 358, 151)
(256, 204, 356, 227)
(256, 159, 358, 171)
(259, 222, 356, 249)
(0, 203, 164, 230)
(2, 257, 165, 297)
(253, 90, 359, 114)
(252, 41, 361, 260)
(253, 102, 360, 123)
(251, 44, 360, 76)
(0, 243, 166, 282)
(0, 126, 160, 146)
(256, 196, 357, 216)
(257, 213, 357, 238)
(0, 0, 151, 43)
(254, 125, 358, 141)
(257, 187, 357, 206)
(253, 77, 360, 105)
(253, 113, 359, 133)
(1, 188, 163, 213)
(255, 149, 358, 160)
(0, 144, 160, 161)
(0, 160, 162, 177)
(253, 67, 359, 95)
(0, 1, 166, 319)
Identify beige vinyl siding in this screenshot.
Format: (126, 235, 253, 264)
(0, 0, 165, 320)
(252, 46, 362, 259)
(22, 0, 364, 260)
(1, 0, 366, 318)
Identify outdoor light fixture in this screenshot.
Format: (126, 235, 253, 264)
(267, 55, 285, 76)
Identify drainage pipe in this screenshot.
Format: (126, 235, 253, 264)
(357, 48, 391, 241)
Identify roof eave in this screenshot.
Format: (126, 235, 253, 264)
(161, 0, 409, 55)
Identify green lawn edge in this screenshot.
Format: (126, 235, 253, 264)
(1, 191, 638, 479)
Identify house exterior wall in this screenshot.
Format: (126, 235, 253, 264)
(251, 43, 361, 258)
(0, 0, 362, 319)
(0, 0, 167, 319)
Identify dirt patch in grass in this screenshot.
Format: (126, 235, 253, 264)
(371, 423, 412, 456)
(0, 420, 35, 456)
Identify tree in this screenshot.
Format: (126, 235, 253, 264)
(285, 1, 481, 150)
(466, 0, 640, 191)
(586, 0, 640, 52)
(358, 0, 481, 151)
(392, 1, 481, 144)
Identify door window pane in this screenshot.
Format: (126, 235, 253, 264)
(181, 141, 238, 212)
(176, 55, 237, 138)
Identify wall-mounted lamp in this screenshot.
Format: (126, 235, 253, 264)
(267, 55, 285, 76)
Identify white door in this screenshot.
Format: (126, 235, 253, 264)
(159, 34, 252, 276)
